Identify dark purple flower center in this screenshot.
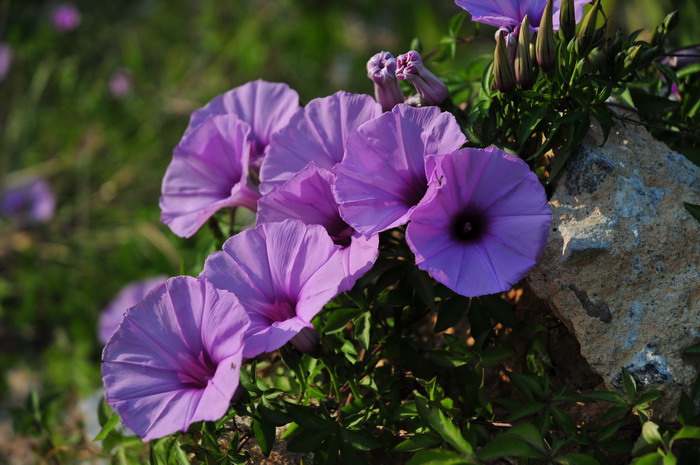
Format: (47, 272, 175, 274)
(452, 212, 486, 242)
(179, 350, 217, 389)
(267, 298, 297, 323)
(329, 224, 354, 248)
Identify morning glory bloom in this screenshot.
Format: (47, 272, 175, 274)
(160, 114, 259, 238)
(97, 276, 167, 344)
(333, 104, 466, 236)
(108, 68, 132, 98)
(259, 91, 382, 194)
(454, 0, 587, 31)
(257, 163, 379, 292)
(186, 80, 300, 168)
(406, 147, 551, 297)
(0, 43, 11, 81)
(202, 219, 346, 358)
(102, 276, 250, 441)
(367, 51, 404, 112)
(1, 177, 56, 225)
(51, 4, 81, 32)
(395, 51, 449, 106)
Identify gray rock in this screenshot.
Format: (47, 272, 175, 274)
(528, 116, 700, 418)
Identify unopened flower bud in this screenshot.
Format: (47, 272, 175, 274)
(515, 16, 534, 88)
(494, 31, 516, 93)
(536, 0, 556, 70)
(396, 50, 449, 105)
(576, 0, 600, 54)
(291, 326, 320, 355)
(623, 44, 642, 71)
(367, 51, 404, 112)
(559, 0, 576, 42)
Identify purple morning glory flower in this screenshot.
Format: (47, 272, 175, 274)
(97, 276, 167, 345)
(1, 177, 56, 225)
(259, 91, 382, 195)
(102, 276, 250, 441)
(454, 0, 587, 31)
(160, 114, 259, 238)
(257, 163, 379, 292)
(202, 219, 346, 358)
(51, 3, 81, 32)
(367, 51, 404, 112)
(108, 68, 132, 98)
(0, 43, 12, 81)
(333, 104, 466, 236)
(187, 80, 300, 168)
(406, 147, 551, 297)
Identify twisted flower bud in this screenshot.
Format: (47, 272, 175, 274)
(367, 51, 404, 112)
(494, 31, 516, 93)
(515, 16, 534, 88)
(396, 50, 449, 105)
(536, 0, 556, 70)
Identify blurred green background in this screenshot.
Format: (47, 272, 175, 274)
(0, 0, 698, 460)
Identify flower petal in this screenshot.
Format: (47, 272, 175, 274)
(259, 91, 382, 194)
(334, 104, 465, 236)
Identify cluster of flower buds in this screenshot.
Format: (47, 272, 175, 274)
(367, 50, 449, 109)
(492, 0, 608, 93)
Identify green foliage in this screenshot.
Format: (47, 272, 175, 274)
(3, 1, 700, 464)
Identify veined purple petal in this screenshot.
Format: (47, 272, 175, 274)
(160, 114, 259, 238)
(102, 276, 250, 441)
(333, 104, 466, 236)
(455, 0, 588, 30)
(257, 163, 379, 292)
(259, 91, 382, 194)
(98, 276, 168, 345)
(187, 80, 300, 160)
(406, 147, 551, 297)
(201, 219, 346, 358)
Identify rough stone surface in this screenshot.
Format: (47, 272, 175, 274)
(528, 118, 700, 418)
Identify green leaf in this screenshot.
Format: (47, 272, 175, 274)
(409, 266, 436, 309)
(684, 203, 700, 224)
(622, 368, 637, 403)
(435, 296, 469, 332)
(517, 104, 549, 148)
(506, 402, 546, 421)
(284, 403, 330, 430)
(556, 454, 601, 465)
(94, 411, 120, 441)
(355, 312, 371, 351)
(286, 427, 333, 453)
(339, 428, 382, 451)
(393, 433, 442, 452)
(407, 449, 476, 465)
(323, 308, 366, 333)
(252, 417, 276, 457)
(632, 452, 663, 465)
(579, 391, 626, 404)
(672, 426, 700, 442)
(414, 396, 474, 456)
(480, 294, 519, 328)
(258, 403, 292, 427)
(480, 347, 516, 368)
(508, 423, 547, 452)
(448, 12, 467, 38)
(477, 433, 546, 461)
(636, 390, 663, 407)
